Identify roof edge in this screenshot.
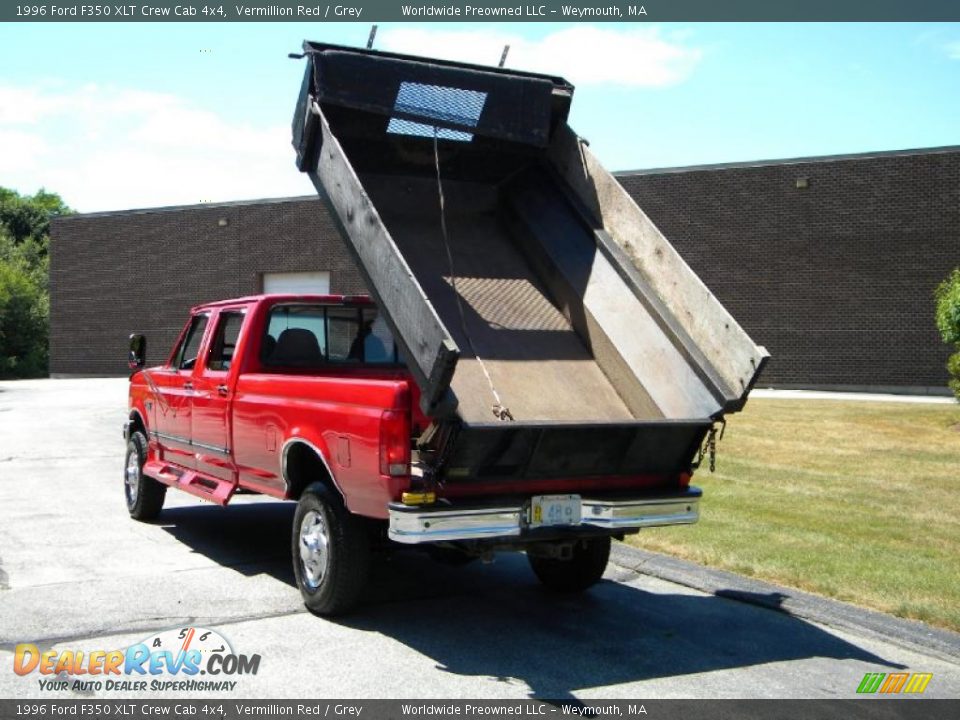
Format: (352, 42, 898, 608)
(52, 144, 960, 221)
(52, 195, 320, 222)
(615, 144, 960, 177)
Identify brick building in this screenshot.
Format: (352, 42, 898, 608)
(50, 197, 366, 376)
(50, 146, 959, 392)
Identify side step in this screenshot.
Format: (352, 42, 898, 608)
(142, 461, 236, 506)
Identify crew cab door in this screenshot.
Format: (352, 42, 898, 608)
(190, 308, 246, 483)
(151, 312, 210, 467)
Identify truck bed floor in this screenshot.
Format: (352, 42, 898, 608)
(364, 174, 644, 424)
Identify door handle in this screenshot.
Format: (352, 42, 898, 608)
(183, 381, 193, 391)
(217, 385, 229, 396)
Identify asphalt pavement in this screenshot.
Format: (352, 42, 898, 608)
(1, 378, 958, 700)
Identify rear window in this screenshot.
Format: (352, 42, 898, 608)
(261, 304, 400, 367)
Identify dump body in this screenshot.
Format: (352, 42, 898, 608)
(292, 42, 768, 484)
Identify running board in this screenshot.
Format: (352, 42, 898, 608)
(143, 461, 236, 505)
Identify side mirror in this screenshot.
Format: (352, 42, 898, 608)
(128, 334, 146, 371)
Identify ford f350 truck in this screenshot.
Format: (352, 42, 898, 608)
(123, 43, 767, 616)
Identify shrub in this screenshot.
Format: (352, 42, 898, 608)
(0, 257, 48, 378)
(935, 269, 960, 400)
(0, 186, 68, 378)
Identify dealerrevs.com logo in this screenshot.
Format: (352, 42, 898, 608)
(13, 627, 260, 693)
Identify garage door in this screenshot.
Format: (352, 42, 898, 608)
(262, 271, 331, 295)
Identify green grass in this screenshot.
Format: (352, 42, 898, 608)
(627, 398, 960, 631)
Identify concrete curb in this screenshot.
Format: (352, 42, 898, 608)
(610, 543, 960, 664)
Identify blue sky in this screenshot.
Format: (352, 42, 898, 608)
(1, 21, 958, 211)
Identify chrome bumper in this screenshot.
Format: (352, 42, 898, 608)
(388, 489, 701, 544)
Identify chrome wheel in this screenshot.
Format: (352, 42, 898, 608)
(299, 510, 330, 590)
(292, 483, 371, 615)
(124, 430, 165, 520)
(125, 448, 140, 506)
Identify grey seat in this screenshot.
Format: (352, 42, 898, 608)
(271, 328, 323, 365)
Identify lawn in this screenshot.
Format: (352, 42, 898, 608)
(627, 398, 960, 631)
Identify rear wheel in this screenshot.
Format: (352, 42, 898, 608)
(292, 482, 371, 616)
(527, 537, 611, 592)
(124, 430, 166, 520)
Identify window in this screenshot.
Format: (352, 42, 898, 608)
(327, 307, 361, 362)
(207, 312, 244, 372)
(264, 306, 326, 365)
(261, 304, 400, 368)
(360, 308, 395, 363)
(173, 314, 209, 371)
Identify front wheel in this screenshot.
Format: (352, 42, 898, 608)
(527, 537, 611, 592)
(292, 482, 371, 616)
(124, 430, 166, 520)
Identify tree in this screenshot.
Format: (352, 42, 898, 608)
(935, 268, 960, 400)
(0, 253, 48, 378)
(0, 188, 71, 244)
(0, 187, 71, 378)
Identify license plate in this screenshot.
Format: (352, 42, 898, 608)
(530, 494, 581, 528)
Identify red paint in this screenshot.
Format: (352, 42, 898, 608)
(129, 295, 680, 521)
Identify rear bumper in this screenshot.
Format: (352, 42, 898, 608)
(388, 488, 701, 544)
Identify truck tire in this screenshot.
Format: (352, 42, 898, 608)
(292, 482, 371, 616)
(527, 537, 611, 592)
(124, 430, 166, 520)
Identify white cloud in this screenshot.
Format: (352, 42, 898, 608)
(0, 85, 71, 125)
(0, 129, 48, 173)
(946, 42, 960, 60)
(378, 26, 702, 88)
(0, 83, 312, 212)
(0, 28, 703, 211)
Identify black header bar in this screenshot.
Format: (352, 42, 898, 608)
(3, 1, 960, 23)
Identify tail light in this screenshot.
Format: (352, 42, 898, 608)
(679, 471, 692, 488)
(379, 409, 410, 476)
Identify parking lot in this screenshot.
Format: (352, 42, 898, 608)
(1, 378, 958, 699)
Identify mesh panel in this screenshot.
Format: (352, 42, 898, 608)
(395, 82, 487, 126)
(386, 118, 472, 142)
(387, 82, 487, 142)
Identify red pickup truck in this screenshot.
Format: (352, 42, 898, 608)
(124, 294, 703, 615)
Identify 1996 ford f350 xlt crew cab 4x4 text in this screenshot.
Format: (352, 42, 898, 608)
(123, 42, 766, 616)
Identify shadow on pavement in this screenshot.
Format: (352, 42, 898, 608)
(158, 501, 905, 700)
(158, 501, 297, 587)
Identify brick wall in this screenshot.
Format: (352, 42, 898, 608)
(50, 198, 364, 375)
(50, 148, 959, 390)
(618, 149, 958, 391)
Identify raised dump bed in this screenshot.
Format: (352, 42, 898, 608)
(291, 42, 768, 481)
